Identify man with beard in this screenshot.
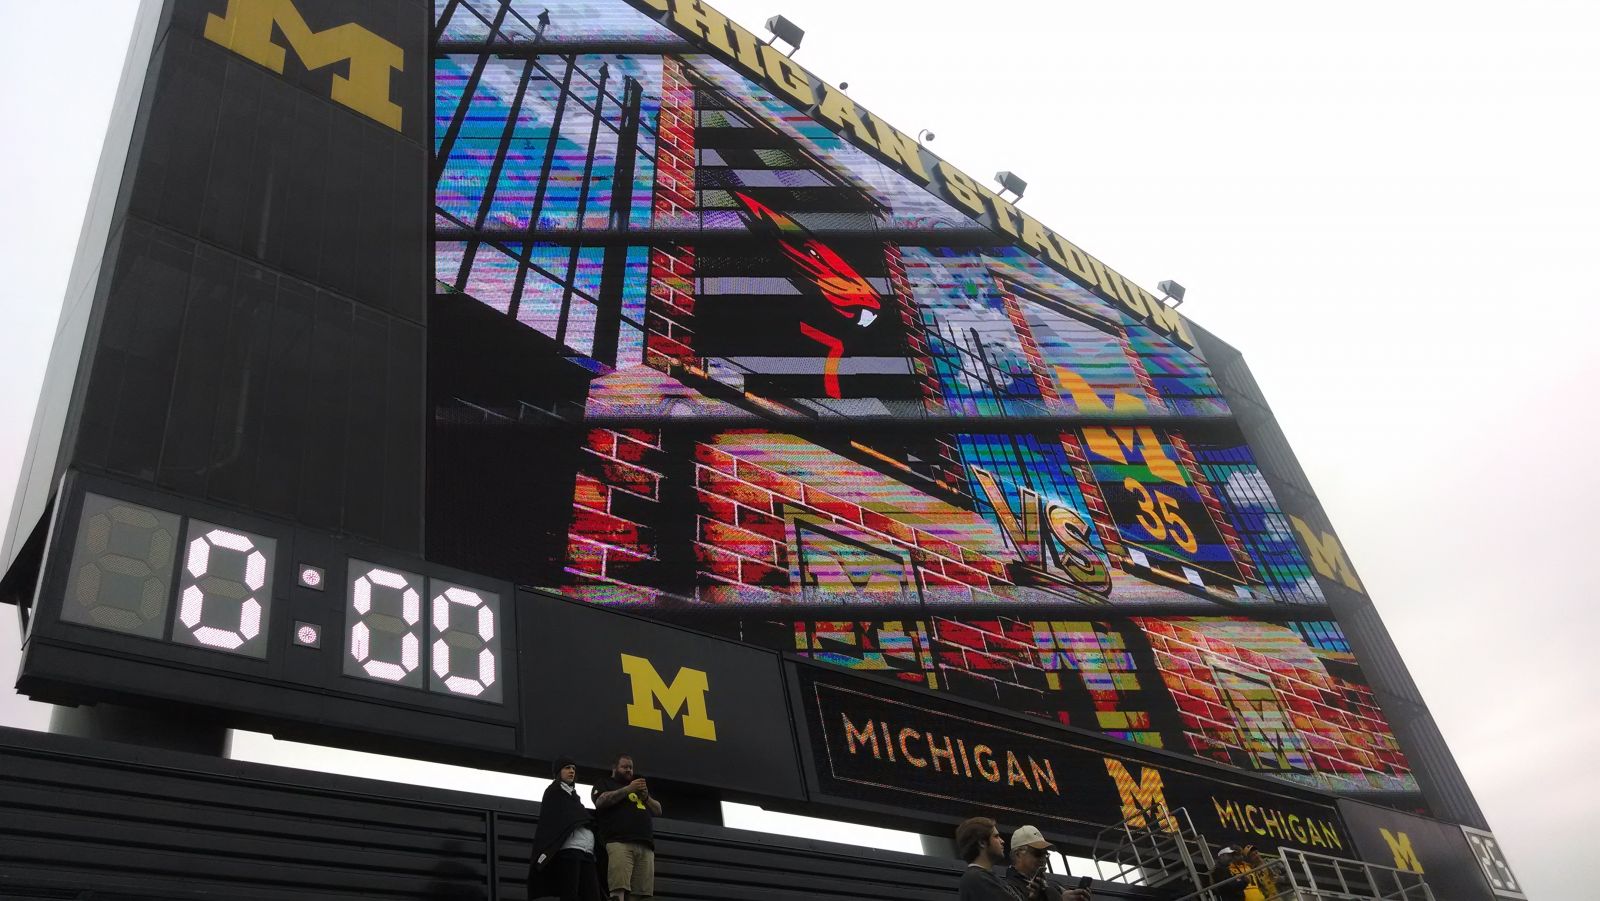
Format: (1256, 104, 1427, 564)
(529, 757, 603, 901)
(1003, 825, 1090, 901)
(591, 754, 661, 901)
(955, 816, 1018, 900)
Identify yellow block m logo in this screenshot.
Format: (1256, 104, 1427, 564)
(203, 0, 404, 131)
(1289, 516, 1364, 592)
(620, 654, 717, 741)
(1381, 828, 1425, 873)
(1105, 759, 1178, 832)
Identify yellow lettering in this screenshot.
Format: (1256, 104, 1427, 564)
(1214, 797, 1243, 831)
(723, 14, 768, 72)
(1005, 751, 1033, 790)
(1322, 822, 1343, 850)
(204, 0, 404, 130)
(1020, 214, 1057, 260)
(868, 114, 929, 182)
(973, 744, 1001, 782)
(760, 43, 815, 107)
(1030, 757, 1059, 795)
(842, 714, 880, 758)
(899, 728, 928, 767)
(620, 653, 717, 741)
(1143, 289, 1196, 346)
(972, 466, 1028, 545)
(1085, 255, 1135, 310)
(1381, 830, 1425, 872)
(1289, 516, 1364, 592)
(1105, 759, 1175, 831)
(928, 734, 957, 773)
(816, 83, 878, 149)
(1244, 805, 1266, 836)
(1261, 807, 1287, 841)
(1051, 234, 1098, 284)
(672, 0, 735, 56)
(1307, 820, 1328, 848)
(979, 187, 1021, 238)
(938, 160, 987, 217)
(1025, 218, 1071, 268)
(1045, 502, 1112, 590)
(1289, 815, 1308, 844)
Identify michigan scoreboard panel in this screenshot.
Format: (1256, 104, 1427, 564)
(0, 0, 1524, 887)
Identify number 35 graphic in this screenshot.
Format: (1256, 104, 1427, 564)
(1123, 477, 1199, 554)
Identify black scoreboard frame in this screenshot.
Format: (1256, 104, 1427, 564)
(0, 0, 1515, 883)
(23, 469, 524, 765)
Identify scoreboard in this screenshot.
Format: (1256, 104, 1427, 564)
(0, 0, 1514, 882)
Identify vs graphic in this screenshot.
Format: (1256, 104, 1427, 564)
(972, 466, 1111, 597)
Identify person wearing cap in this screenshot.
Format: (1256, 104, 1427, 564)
(1003, 825, 1091, 901)
(528, 757, 605, 901)
(1208, 844, 1273, 901)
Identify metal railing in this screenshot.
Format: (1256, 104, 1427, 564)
(1277, 848, 1434, 901)
(1168, 858, 1288, 901)
(1088, 804, 1213, 892)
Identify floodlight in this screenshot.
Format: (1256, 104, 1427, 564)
(994, 171, 1027, 201)
(1157, 280, 1187, 307)
(918, 129, 936, 144)
(765, 15, 805, 55)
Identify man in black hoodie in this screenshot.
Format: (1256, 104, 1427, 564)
(528, 757, 604, 901)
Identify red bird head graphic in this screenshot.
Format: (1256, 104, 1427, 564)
(732, 191, 881, 328)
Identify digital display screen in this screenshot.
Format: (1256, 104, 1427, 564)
(795, 663, 1353, 854)
(52, 489, 504, 706)
(10, 0, 1428, 832)
(61, 493, 181, 640)
(425, 0, 1417, 801)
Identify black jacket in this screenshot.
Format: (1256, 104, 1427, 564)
(527, 780, 600, 893)
(1003, 866, 1067, 901)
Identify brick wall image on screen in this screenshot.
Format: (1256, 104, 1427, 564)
(427, 0, 1417, 804)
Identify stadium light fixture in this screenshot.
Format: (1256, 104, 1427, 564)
(1157, 280, 1187, 307)
(764, 15, 805, 56)
(918, 129, 936, 145)
(994, 171, 1027, 202)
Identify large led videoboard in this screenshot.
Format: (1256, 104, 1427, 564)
(2, 0, 1499, 853)
(427, 0, 1419, 806)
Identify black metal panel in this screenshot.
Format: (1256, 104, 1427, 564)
(135, 0, 428, 317)
(69, 223, 426, 548)
(518, 591, 806, 802)
(21, 473, 521, 766)
(788, 659, 1353, 858)
(0, 726, 1163, 901)
(1337, 799, 1516, 901)
(2, 0, 433, 592)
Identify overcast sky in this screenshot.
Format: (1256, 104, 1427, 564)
(1, 2, 1594, 898)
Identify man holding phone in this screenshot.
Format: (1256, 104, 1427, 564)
(1003, 825, 1092, 901)
(591, 753, 661, 901)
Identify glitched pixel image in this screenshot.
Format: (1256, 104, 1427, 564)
(428, 0, 1414, 800)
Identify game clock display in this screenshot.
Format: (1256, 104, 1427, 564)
(60, 490, 503, 702)
(24, 473, 517, 746)
(21, 471, 809, 804)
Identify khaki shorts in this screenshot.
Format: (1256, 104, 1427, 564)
(605, 841, 655, 897)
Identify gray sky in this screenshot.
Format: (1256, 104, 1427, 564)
(2, 2, 1594, 898)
